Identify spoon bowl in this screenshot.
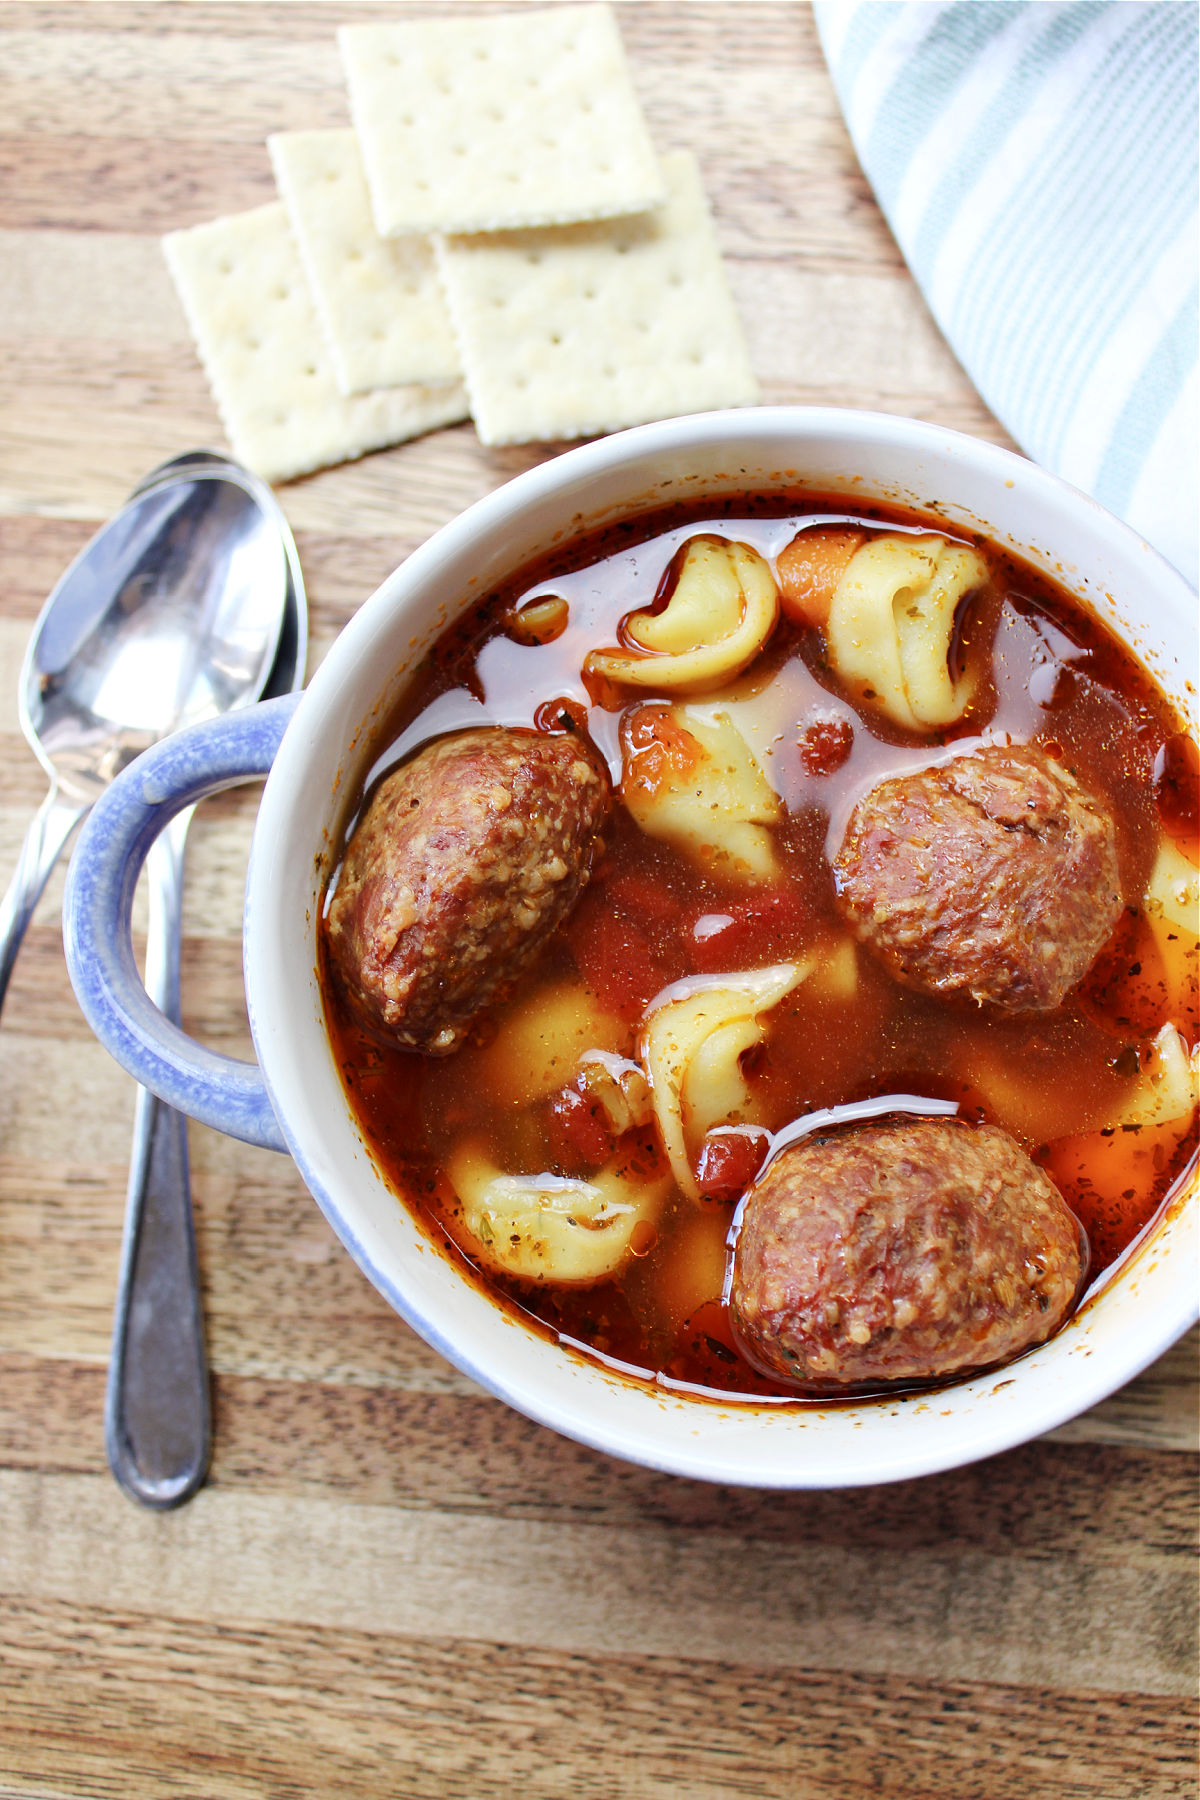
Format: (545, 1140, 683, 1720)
(22, 473, 287, 805)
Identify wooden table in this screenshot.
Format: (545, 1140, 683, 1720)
(1, 6, 1196, 1795)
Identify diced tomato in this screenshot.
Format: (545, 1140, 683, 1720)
(695, 1127, 770, 1202)
(797, 716, 854, 776)
(605, 864, 686, 926)
(566, 889, 678, 1018)
(546, 1083, 614, 1174)
(691, 885, 812, 972)
(566, 842, 694, 1017)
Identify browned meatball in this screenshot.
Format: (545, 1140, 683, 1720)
(832, 743, 1122, 1013)
(326, 726, 611, 1053)
(730, 1117, 1084, 1392)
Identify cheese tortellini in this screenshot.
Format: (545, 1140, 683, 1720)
(622, 703, 782, 879)
(574, 1050, 654, 1136)
(1144, 837, 1200, 937)
(1141, 838, 1200, 1022)
(448, 1142, 668, 1286)
(640, 963, 807, 1201)
(826, 533, 989, 732)
(585, 536, 779, 693)
(466, 979, 628, 1109)
(1112, 1022, 1199, 1129)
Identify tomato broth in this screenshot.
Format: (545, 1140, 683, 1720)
(320, 493, 1199, 1401)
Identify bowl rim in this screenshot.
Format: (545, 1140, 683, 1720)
(244, 404, 1199, 1488)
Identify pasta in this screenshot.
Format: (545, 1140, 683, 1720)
(826, 533, 988, 732)
(639, 963, 807, 1200)
(574, 1050, 653, 1136)
(448, 1141, 668, 1285)
(585, 535, 779, 692)
(1144, 838, 1200, 937)
(469, 979, 627, 1108)
(1138, 838, 1200, 1021)
(1114, 1023, 1199, 1129)
(621, 703, 782, 879)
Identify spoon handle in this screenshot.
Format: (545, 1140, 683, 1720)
(0, 788, 88, 1015)
(106, 806, 211, 1509)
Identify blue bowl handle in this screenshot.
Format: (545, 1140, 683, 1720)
(63, 694, 304, 1153)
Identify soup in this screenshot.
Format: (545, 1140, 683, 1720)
(319, 492, 1199, 1401)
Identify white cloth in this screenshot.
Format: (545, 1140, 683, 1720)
(814, 0, 1199, 587)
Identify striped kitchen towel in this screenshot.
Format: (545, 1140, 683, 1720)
(814, 0, 1199, 587)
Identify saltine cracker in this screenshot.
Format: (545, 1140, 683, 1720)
(268, 129, 461, 397)
(435, 151, 759, 446)
(163, 203, 468, 483)
(339, 5, 665, 238)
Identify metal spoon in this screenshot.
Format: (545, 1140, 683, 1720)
(0, 457, 299, 1504)
(0, 462, 287, 1003)
(106, 453, 307, 1509)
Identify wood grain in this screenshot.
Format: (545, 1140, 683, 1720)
(0, 5, 1195, 1797)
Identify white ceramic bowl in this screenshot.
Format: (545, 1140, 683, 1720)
(64, 407, 1199, 1487)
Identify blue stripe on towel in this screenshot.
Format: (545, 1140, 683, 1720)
(814, 0, 1199, 586)
(1094, 285, 1200, 520)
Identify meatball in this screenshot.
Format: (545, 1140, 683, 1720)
(729, 1117, 1084, 1391)
(326, 726, 611, 1053)
(832, 743, 1122, 1012)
